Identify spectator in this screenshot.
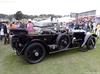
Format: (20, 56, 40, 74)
(0, 24, 4, 40)
(74, 23, 80, 29)
(9, 22, 17, 29)
(16, 21, 21, 28)
(83, 22, 88, 31)
(3, 22, 10, 44)
(20, 22, 25, 29)
(0, 22, 2, 30)
(96, 23, 100, 37)
(87, 22, 91, 32)
(0, 22, 2, 40)
(92, 22, 96, 33)
(26, 19, 34, 34)
(69, 22, 74, 30)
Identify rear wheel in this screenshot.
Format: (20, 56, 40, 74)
(24, 43, 46, 64)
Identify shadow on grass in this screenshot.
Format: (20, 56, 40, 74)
(45, 48, 84, 61)
(2, 53, 26, 64)
(2, 48, 86, 65)
(1, 53, 37, 74)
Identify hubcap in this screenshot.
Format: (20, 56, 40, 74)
(60, 37, 69, 49)
(27, 46, 44, 62)
(34, 52, 39, 56)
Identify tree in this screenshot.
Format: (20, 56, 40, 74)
(14, 11, 23, 20)
(7, 15, 14, 21)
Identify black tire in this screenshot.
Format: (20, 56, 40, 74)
(16, 50, 20, 56)
(56, 34, 70, 49)
(24, 43, 46, 64)
(86, 36, 96, 50)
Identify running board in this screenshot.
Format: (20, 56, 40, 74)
(49, 47, 79, 54)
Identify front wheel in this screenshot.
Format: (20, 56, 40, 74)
(24, 43, 46, 64)
(86, 36, 96, 50)
(56, 34, 70, 50)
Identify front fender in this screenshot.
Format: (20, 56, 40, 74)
(81, 32, 92, 47)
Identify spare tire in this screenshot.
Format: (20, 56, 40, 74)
(56, 33, 71, 49)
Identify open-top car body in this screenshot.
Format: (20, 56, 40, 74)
(10, 25, 97, 64)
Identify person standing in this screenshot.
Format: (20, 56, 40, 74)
(3, 22, 10, 44)
(0, 24, 4, 40)
(9, 22, 17, 29)
(26, 19, 34, 34)
(96, 23, 100, 37)
(92, 22, 96, 33)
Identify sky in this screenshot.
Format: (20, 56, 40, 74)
(0, 0, 100, 15)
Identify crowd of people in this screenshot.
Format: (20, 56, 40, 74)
(68, 21, 94, 31)
(0, 19, 100, 45)
(68, 20, 100, 37)
(0, 19, 35, 45)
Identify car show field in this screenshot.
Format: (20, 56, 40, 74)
(0, 0, 100, 74)
(0, 39, 100, 74)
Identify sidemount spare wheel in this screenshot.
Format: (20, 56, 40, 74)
(24, 43, 46, 64)
(86, 36, 96, 50)
(56, 33, 71, 50)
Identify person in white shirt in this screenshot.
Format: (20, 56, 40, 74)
(92, 22, 96, 33)
(0, 25, 4, 40)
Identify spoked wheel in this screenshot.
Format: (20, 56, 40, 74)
(80, 36, 96, 52)
(24, 43, 46, 64)
(86, 36, 96, 50)
(57, 34, 70, 49)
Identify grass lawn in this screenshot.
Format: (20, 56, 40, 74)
(0, 39, 100, 74)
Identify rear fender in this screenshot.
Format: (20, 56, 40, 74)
(21, 39, 49, 54)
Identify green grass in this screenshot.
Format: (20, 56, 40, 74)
(0, 39, 100, 74)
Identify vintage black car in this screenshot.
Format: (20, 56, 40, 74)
(10, 28, 97, 64)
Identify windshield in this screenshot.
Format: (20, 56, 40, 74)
(34, 22, 55, 28)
